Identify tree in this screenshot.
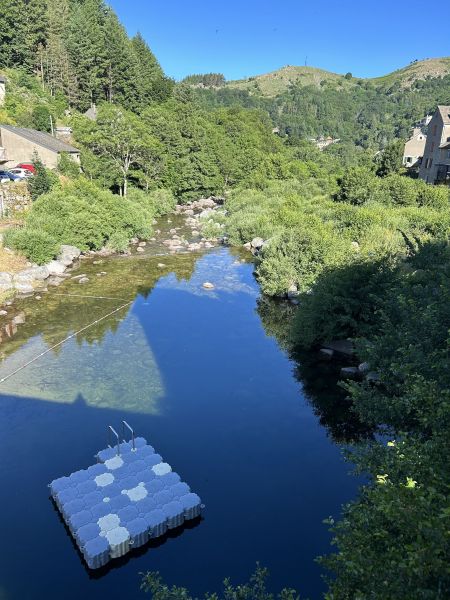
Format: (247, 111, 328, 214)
(103, 9, 139, 108)
(30, 105, 53, 132)
(66, 0, 108, 109)
(76, 104, 162, 195)
(376, 139, 405, 177)
(131, 32, 173, 106)
(28, 152, 56, 200)
(44, 0, 78, 104)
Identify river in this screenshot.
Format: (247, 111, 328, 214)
(0, 219, 361, 599)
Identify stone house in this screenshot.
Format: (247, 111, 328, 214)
(418, 106, 450, 185)
(0, 124, 80, 169)
(403, 127, 426, 168)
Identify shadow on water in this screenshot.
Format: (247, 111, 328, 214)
(0, 248, 362, 600)
(50, 492, 203, 580)
(256, 295, 374, 443)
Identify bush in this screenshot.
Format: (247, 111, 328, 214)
(27, 153, 57, 200)
(336, 167, 381, 205)
(379, 173, 418, 205)
(127, 187, 176, 218)
(14, 178, 154, 262)
(106, 230, 130, 253)
(4, 227, 59, 265)
(256, 219, 350, 296)
(416, 182, 450, 208)
(58, 152, 81, 179)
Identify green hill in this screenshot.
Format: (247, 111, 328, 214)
(226, 57, 450, 97)
(191, 58, 450, 148)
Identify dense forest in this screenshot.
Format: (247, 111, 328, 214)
(193, 66, 450, 147)
(1, 1, 449, 598)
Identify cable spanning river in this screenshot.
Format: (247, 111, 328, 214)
(0, 223, 360, 599)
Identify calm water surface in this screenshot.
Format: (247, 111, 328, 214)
(0, 244, 359, 600)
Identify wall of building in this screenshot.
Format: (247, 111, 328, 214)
(403, 128, 426, 167)
(419, 112, 444, 183)
(0, 128, 80, 169)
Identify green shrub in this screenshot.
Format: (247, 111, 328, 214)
(256, 219, 350, 296)
(106, 230, 130, 253)
(379, 173, 418, 205)
(4, 227, 59, 265)
(58, 152, 81, 179)
(336, 167, 381, 205)
(416, 182, 450, 208)
(15, 178, 154, 262)
(27, 153, 57, 200)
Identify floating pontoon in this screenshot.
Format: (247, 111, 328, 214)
(49, 422, 202, 569)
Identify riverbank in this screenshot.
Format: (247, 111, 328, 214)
(0, 196, 228, 345)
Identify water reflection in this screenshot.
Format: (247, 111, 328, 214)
(256, 296, 373, 442)
(0, 251, 201, 410)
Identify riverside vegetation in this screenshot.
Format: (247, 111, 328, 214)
(1, 1, 450, 598)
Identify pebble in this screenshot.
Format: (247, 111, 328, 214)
(78, 277, 89, 284)
(0, 310, 7, 316)
(136, 247, 145, 253)
(202, 282, 215, 290)
(157, 263, 166, 268)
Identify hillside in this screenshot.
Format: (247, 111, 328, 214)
(226, 57, 450, 97)
(192, 57, 450, 147)
(228, 65, 353, 97)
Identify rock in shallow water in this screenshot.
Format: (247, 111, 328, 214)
(202, 282, 215, 290)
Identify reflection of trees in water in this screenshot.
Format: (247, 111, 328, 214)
(257, 296, 373, 443)
(0, 253, 199, 360)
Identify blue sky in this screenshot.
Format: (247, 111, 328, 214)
(108, 0, 449, 81)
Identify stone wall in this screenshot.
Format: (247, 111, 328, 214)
(0, 182, 31, 216)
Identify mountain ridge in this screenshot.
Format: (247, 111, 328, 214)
(223, 57, 450, 97)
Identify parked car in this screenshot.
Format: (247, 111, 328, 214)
(0, 170, 24, 183)
(16, 163, 36, 174)
(9, 168, 34, 178)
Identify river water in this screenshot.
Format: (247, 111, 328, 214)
(0, 227, 360, 599)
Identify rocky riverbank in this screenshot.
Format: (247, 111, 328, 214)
(0, 196, 226, 332)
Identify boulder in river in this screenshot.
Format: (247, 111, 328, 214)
(136, 247, 145, 253)
(78, 277, 89, 284)
(202, 282, 215, 290)
(0, 272, 13, 292)
(12, 312, 25, 325)
(59, 245, 81, 266)
(47, 260, 66, 275)
(250, 237, 265, 250)
(340, 366, 360, 380)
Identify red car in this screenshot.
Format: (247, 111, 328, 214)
(16, 163, 36, 174)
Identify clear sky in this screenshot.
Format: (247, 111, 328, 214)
(107, 0, 449, 81)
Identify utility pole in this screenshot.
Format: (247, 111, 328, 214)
(50, 114, 54, 136)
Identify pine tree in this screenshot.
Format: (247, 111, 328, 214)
(131, 32, 173, 106)
(66, 0, 108, 109)
(103, 8, 139, 109)
(0, 0, 48, 71)
(44, 0, 78, 103)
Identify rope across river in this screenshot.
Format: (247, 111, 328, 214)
(0, 300, 133, 384)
